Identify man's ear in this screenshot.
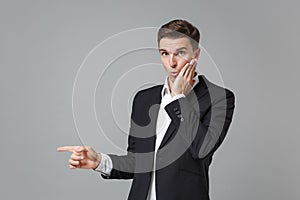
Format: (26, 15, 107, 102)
(194, 48, 201, 60)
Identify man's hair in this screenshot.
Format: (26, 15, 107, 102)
(157, 19, 200, 50)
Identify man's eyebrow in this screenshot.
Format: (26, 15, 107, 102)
(159, 47, 187, 52)
(175, 47, 187, 51)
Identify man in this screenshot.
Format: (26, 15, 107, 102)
(57, 19, 235, 200)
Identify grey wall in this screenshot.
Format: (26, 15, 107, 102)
(1, 0, 299, 199)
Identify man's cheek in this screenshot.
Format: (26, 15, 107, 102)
(178, 61, 188, 72)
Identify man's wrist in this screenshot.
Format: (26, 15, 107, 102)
(93, 153, 113, 176)
(161, 93, 185, 108)
(93, 153, 101, 170)
(172, 93, 185, 97)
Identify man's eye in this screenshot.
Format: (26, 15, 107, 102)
(178, 51, 186, 56)
(161, 52, 168, 56)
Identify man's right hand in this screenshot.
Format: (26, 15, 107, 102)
(57, 146, 101, 170)
(171, 59, 197, 97)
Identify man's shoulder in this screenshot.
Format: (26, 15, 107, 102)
(135, 84, 163, 97)
(201, 75, 234, 93)
(197, 75, 235, 103)
(131, 84, 163, 105)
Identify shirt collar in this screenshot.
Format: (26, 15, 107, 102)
(161, 71, 200, 97)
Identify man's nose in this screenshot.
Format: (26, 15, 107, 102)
(169, 54, 177, 68)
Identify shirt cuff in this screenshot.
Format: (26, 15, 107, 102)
(93, 153, 113, 176)
(161, 94, 186, 108)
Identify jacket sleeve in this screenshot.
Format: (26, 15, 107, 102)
(164, 88, 235, 160)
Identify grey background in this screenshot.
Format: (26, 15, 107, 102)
(1, 0, 299, 199)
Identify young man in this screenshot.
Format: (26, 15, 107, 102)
(57, 19, 235, 200)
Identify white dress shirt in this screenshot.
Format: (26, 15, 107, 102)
(95, 74, 199, 200)
(146, 74, 199, 200)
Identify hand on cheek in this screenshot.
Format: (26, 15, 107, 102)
(171, 59, 197, 96)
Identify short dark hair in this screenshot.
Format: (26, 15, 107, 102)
(157, 19, 200, 50)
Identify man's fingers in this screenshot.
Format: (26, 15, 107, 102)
(188, 62, 196, 81)
(57, 146, 86, 153)
(69, 164, 76, 169)
(69, 158, 80, 166)
(186, 63, 193, 78)
(180, 59, 196, 78)
(183, 63, 193, 80)
(75, 146, 88, 153)
(71, 154, 84, 161)
(180, 62, 189, 77)
(57, 146, 80, 152)
(187, 59, 196, 79)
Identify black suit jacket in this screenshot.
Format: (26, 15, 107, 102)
(102, 75, 235, 200)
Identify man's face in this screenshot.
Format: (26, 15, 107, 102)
(159, 37, 200, 83)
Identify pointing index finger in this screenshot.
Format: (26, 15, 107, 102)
(57, 146, 81, 152)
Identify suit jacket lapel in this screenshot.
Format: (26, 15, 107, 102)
(145, 85, 163, 152)
(158, 121, 177, 150)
